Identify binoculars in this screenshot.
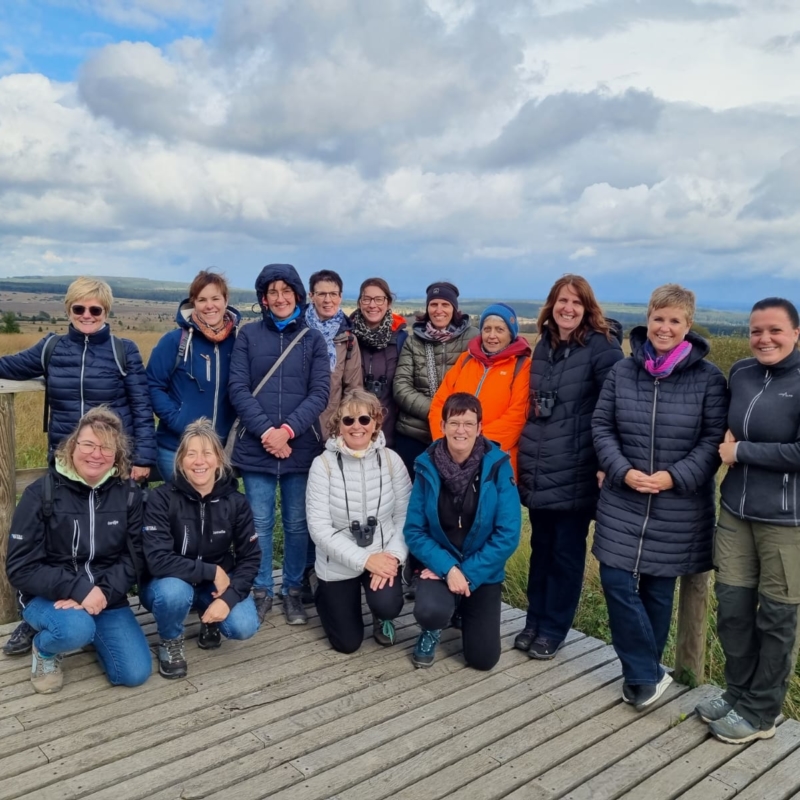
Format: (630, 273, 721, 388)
(364, 375, 387, 396)
(533, 390, 557, 418)
(351, 516, 378, 548)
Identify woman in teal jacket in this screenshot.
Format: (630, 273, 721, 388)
(403, 392, 521, 671)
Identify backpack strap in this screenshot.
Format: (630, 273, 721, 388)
(110, 336, 128, 377)
(345, 331, 355, 362)
(512, 355, 526, 382)
(396, 329, 408, 353)
(41, 471, 55, 519)
(40, 335, 61, 433)
(171, 329, 191, 375)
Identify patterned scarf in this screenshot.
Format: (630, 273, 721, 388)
(425, 343, 440, 396)
(352, 308, 393, 350)
(432, 435, 489, 500)
(306, 305, 345, 371)
(643, 339, 693, 378)
(424, 320, 456, 343)
(191, 310, 236, 343)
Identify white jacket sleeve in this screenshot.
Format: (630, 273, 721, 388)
(382, 450, 411, 564)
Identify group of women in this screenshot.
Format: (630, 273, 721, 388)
(2, 268, 799, 747)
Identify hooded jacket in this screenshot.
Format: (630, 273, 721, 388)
(428, 335, 532, 476)
(517, 323, 624, 511)
(146, 299, 242, 452)
(403, 439, 521, 590)
(317, 315, 363, 437)
(592, 328, 728, 577)
(0, 325, 156, 466)
(7, 468, 144, 609)
(306, 432, 411, 582)
(720, 349, 800, 525)
(142, 472, 260, 610)
(228, 264, 331, 474)
(393, 314, 479, 444)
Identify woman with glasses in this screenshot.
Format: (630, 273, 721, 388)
(350, 278, 408, 447)
(6, 407, 152, 693)
(403, 393, 521, 670)
(0, 276, 156, 658)
(306, 389, 411, 653)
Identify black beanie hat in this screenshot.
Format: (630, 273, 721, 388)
(426, 281, 459, 311)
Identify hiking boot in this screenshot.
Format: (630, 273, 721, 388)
(412, 629, 441, 669)
(404, 572, 419, 601)
(30, 643, 63, 694)
(528, 636, 564, 660)
(373, 617, 396, 646)
(709, 709, 776, 744)
(696, 696, 733, 724)
(622, 683, 638, 705)
(283, 588, 308, 625)
(513, 627, 536, 652)
(450, 610, 462, 630)
(300, 567, 317, 606)
(253, 590, 273, 625)
(634, 672, 672, 711)
(3, 621, 35, 657)
(198, 622, 221, 650)
(158, 636, 187, 679)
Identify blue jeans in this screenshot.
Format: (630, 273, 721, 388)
(241, 471, 310, 596)
(22, 597, 152, 687)
(140, 577, 259, 641)
(600, 564, 676, 685)
(156, 446, 177, 483)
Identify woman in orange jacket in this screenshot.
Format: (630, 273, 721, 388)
(429, 303, 531, 477)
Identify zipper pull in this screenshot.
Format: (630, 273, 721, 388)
(458, 515, 462, 529)
(201, 353, 211, 381)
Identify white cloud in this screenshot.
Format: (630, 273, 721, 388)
(570, 246, 597, 260)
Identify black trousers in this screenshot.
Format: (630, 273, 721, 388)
(315, 572, 404, 654)
(414, 578, 503, 671)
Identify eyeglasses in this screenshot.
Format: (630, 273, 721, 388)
(71, 305, 104, 317)
(341, 415, 373, 427)
(76, 440, 115, 457)
(266, 289, 295, 299)
(313, 291, 341, 300)
(445, 420, 478, 431)
(360, 295, 388, 307)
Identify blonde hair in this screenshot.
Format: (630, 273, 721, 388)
(56, 406, 130, 480)
(175, 418, 231, 482)
(647, 284, 695, 325)
(328, 389, 384, 440)
(64, 277, 114, 316)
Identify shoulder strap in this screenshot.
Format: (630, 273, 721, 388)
(110, 335, 128, 377)
(250, 327, 309, 400)
(41, 335, 61, 433)
(462, 352, 473, 367)
(41, 471, 55, 519)
(512, 355, 526, 382)
(171, 329, 191, 375)
(396, 329, 408, 352)
(345, 331, 355, 361)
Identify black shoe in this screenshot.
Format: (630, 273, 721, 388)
(513, 627, 536, 652)
(528, 636, 564, 660)
(158, 636, 187, 679)
(198, 622, 221, 650)
(373, 616, 396, 646)
(253, 590, 273, 625)
(450, 610, 462, 630)
(404, 573, 419, 601)
(622, 683, 638, 705)
(283, 588, 308, 625)
(3, 621, 35, 657)
(634, 672, 673, 711)
(300, 567, 317, 606)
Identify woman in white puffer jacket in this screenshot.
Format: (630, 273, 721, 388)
(306, 388, 412, 653)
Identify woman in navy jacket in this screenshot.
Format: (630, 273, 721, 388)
(403, 393, 521, 671)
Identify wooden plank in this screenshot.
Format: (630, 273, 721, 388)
(0, 392, 17, 624)
(15, 468, 48, 495)
(733, 744, 800, 800)
(0, 379, 45, 394)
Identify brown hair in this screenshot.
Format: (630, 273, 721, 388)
(358, 277, 394, 306)
(175, 418, 231, 482)
(647, 284, 695, 326)
(329, 389, 385, 440)
(56, 406, 130, 480)
(442, 392, 483, 424)
(188, 270, 229, 305)
(538, 274, 611, 347)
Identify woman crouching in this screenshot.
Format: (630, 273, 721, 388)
(141, 419, 260, 679)
(404, 393, 521, 671)
(306, 389, 412, 653)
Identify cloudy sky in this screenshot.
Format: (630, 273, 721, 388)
(2, 0, 800, 305)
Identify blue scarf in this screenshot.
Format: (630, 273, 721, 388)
(271, 306, 301, 331)
(305, 306, 345, 371)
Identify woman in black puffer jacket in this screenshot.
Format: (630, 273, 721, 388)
(515, 275, 623, 660)
(592, 284, 728, 711)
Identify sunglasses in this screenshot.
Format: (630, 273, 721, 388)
(341, 414, 373, 427)
(71, 304, 104, 317)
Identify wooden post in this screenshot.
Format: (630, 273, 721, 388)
(0, 379, 45, 624)
(673, 571, 710, 686)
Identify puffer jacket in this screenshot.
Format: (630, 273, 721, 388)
(318, 316, 363, 437)
(228, 264, 331, 474)
(7, 467, 144, 609)
(0, 325, 156, 466)
(142, 472, 260, 610)
(306, 433, 411, 581)
(721, 349, 800, 525)
(146, 299, 242, 451)
(394, 314, 479, 443)
(517, 324, 624, 511)
(428, 335, 532, 477)
(592, 328, 728, 577)
(403, 440, 521, 590)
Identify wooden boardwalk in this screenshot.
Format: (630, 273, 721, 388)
(2, 589, 800, 800)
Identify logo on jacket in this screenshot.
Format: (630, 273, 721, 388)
(779, 392, 794, 398)
(107, 520, 120, 526)
(212, 529, 227, 536)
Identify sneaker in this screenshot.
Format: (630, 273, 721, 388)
(300, 567, 317, 606)
(198, 622, 221, 650)
(30, 643, 63, 694)
(253, 590, 273, 624)
(283, 588, 308, 625)
(634, 672, 673, 711)
(695, 696, 733, 724)
(373, 617, 396, 646)
(513, 627, 536, 652)
(158, 636, 187, 679)
(622, 683, 638, 705)
(412, 629, 441, 669)
(3, 621, 35, 657)
(528, 636, 564, 660)
(709, 709, 776, 744)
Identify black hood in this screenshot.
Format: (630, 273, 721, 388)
(254, 264, 306, 306)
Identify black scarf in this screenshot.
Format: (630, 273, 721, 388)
(432, 435, 489, 500)
(352, 308, 393, 350)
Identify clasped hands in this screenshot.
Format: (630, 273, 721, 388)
(54, 585, 107, 614)
(420, 566, 471, 597)
(624, 469, 674, 494)
(365, 552, 399, 591)
(202, 565, 232, 623)
(261, 427, 292, 459)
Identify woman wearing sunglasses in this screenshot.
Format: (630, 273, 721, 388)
(306, 389, 412, 653)
(0, 276, 156, 659)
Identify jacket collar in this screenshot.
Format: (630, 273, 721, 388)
(67, 323, 111, 344)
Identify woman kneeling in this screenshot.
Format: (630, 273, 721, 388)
(307, 389, 412, 653)
(404, 393, 521, 671)
(6, 407, 152, 693)
(141, 419, 260, 679)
